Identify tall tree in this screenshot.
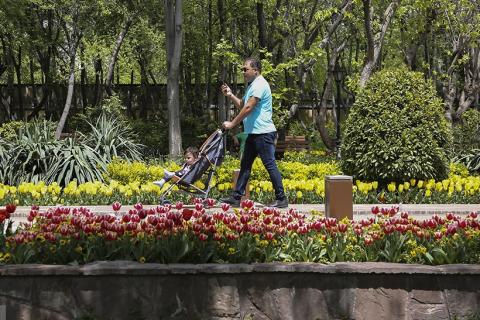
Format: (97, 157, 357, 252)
(55, 0, 97, 139)
(359, 0, 400, 87)
(165, 0, 183, 156)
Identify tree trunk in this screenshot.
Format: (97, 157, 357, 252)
(1, 35, 15, 120)
(105, 17, 132, 97)
(359, 0, 400, 88)
(55, 51, 76, 139)
(29, 55, 38, 112)
(127, 70, 134, 117)
(457, 47, 480, 117)
(14, 46, 24, 120)
(138, 58, 149, 119)
(80, 44, 88, 109)
(165, 0, 183, 156)
(315, 42, 346, 151)
(217, 0, 227, 124)
(256, 2, 267, 59)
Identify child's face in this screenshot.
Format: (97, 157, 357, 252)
(184, 152, 196, 165)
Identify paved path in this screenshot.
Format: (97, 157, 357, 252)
(8, 203, 479, 230)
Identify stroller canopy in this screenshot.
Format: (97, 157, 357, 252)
(179, 129, 225, 185)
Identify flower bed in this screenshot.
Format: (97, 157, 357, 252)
(1, 200, 479, 265)
(1, 158, 479, 205)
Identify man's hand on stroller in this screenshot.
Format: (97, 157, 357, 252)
(222, 121, 234, 130)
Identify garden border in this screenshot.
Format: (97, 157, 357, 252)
(0, 262, 479, 319)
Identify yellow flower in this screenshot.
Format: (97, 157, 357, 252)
(0, 253, 11, 262)
(138, 256, 146, 263)
(455, 182, 462, 192)
(425, 189, 431, 197)
(417, 180, 424, 188)
(372, 181, 378, 190)
(296, 191, 303, 198)
(403, 182, 410, 191)
(387, 182, 396, 192)
(398, 184, 404, 193)
(410, 179, 416, 186)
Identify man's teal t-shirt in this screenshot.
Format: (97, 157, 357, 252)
(242, 75, 276, 134)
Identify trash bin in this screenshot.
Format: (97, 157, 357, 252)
(233, 169, 250, 201)
(325, 175, 353, 220)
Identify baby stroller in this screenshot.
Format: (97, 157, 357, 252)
(159, 129, 226, 204)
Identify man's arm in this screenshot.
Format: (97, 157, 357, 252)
(222, 96, 258, 130)
(221, 84, 243, 109)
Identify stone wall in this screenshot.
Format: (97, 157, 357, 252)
(0, 262, 479, 320)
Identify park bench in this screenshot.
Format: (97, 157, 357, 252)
(275, 135, 311, 155)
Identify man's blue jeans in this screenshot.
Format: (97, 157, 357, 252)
(233, 131, 286, 201)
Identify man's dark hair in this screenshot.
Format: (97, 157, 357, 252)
(185, 146, 199, 158)
(245, 57, 262, 72)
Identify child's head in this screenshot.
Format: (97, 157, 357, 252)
(184, 147, 198, 165)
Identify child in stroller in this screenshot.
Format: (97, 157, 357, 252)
(153, 147, 199, 188)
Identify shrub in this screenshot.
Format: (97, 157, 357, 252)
(0, 114, 143, 186)
(82, 113, 143, 162)
(453, 109, 480, 154)
(0, 120, 106, 186)
(341, 68, 453, 184)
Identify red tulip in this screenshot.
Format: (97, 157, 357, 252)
(198, 233, 208, 241)
(326, 218, 337, 227)
(371, 206, 380, 215)
(205, 198, 216, 207)
(182, 208, 193, 221)
(221, 203, 230, 212)
(338, 223, 348, 233)
(265, 232, 274, 240)
(354, 227, 363, 236)
(5, 203, 16, 214)
(364, 237, 374, 245)
(263, 207, 274, 216)
(112, 202, 122, 211)
(2, 208, 12, 220)
(263, 216, 272, 225)
(138, 209, 147, 220)
(240, 214, 250, 224)
(134, 203, 143, 210)
(241, 199, 254, 209)
(175, 202, 184, 210)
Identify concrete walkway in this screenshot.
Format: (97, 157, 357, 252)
(8, 203, 479, 230)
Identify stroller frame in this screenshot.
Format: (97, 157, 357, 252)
(159, 129, 225, 203)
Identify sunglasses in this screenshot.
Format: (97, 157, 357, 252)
(241, 67, 256, 72)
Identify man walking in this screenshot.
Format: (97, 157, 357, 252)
(220, 57, 288, 208)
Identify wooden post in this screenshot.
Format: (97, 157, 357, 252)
(325, 175, 353, 220)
